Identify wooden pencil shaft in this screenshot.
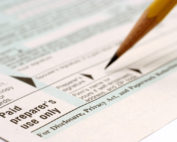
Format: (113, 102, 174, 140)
(116, 1, 177, 57)
(116, 10, 157, 57)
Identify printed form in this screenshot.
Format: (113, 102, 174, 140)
(0, 0, 177, 142)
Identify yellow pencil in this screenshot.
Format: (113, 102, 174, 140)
(105, 0, 177, 69)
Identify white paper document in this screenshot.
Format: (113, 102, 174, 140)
(0, 0, 177, 142)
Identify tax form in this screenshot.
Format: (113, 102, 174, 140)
(0, 0, 177, 142)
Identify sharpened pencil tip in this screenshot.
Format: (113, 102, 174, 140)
(105, 53, 119, 69)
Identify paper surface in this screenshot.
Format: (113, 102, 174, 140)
(0, 0, 177, 142)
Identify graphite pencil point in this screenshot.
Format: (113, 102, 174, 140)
(105, 53, 119, 69)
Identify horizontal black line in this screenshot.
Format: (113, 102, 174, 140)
(0, 59, 108, 109)
(31, 57, 177, 132)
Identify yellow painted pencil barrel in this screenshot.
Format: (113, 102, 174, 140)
(105, 0, 177, 69)
(148, 0, 177, 22)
